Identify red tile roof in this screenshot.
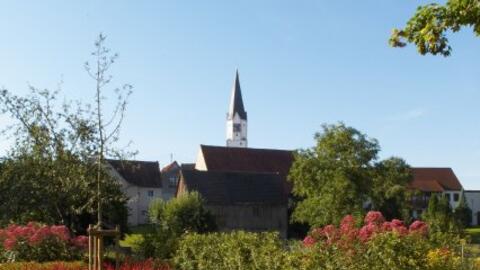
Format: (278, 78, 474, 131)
(199, 145, 294, 194)
(199, 145, 293, 176)
(409, 168, 463, 192)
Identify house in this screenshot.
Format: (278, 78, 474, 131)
(409, 167, 463, 218)
(107, 159, 163, 226)
(177, 169, 288, 237)
(464, 191, 480, 226)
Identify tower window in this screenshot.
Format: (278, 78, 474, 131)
(233, 123, 241, 132)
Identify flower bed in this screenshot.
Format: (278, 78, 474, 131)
(0, 223, 87, 262)
(0, 259, 171, 270)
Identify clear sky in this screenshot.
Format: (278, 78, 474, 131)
(1, 1, 479, 188)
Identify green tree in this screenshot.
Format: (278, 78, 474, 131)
(423, 194, 459, 233)
(289, 123, 412, 227)
(0, 35, 131, 233)
(371, 157, 413, 221)
(142, 192, 217, 259)
(390, 0, 480, 56)
(454, 192, 472, 228)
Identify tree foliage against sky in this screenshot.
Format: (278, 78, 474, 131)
(390, 0, 480, 56)
(0, 34, 131, 232)
(288, 123, 413, 227)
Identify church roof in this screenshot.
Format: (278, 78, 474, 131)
(409, 167, 463, 192)
(228, 70, 247, 120)
(180, 170, 287, 206)
(107, 159, 162, 188)
(199, 145, 293, 176)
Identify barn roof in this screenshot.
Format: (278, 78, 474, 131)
(199, 145, 293, 176)
(409, 168, 463, 192)
(107, 159, 162, 188)
(180, 170, 287, 206)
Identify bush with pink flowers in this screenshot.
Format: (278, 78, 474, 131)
(0, 223, 88, 262)
(296, 211, 471, 270)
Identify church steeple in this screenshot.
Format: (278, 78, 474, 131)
(228, 69, 247, 120)
(226, 70, 248, 148)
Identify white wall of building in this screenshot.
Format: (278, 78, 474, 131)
(465, 191, 480, 226)
(226, 113, 247, 147)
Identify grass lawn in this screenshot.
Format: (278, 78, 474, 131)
(466, 227, 480, 244)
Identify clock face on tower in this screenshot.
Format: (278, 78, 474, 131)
(233, 123, 241, 132)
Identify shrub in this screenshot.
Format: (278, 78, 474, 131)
(0, 223, 87, 262)
(141, 192, 216, 259)
(174, 231, 286, 270)
(0, 261, 86, 270)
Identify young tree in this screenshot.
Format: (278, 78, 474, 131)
(390, 0, 480, 56)
(423, 194, 459, 233)
(454, 192, 472, 228)
(84, 34, 133, 226)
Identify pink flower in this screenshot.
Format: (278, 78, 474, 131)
(50, 225, 70, 241)
(364, 211, 385, 225)
(72, 235, 89, 249)
(3, 238, 16, 250)
(303, 235, 316, 247)
(340, 215, 355, 232)
(409, 220, 428, 235)
(358, 223, 377, 242)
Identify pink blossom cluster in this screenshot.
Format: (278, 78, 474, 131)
(0, 222, 88, 251)
(303, 211, 428, 248)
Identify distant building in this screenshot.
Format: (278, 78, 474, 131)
(107, 159, 163, 226)
(226, 70, 248, 148)
(161, 161, 194, 200)
(409, 168, 463, 218)
(177, 170, 288, 238)
(464, 191, 480, 226)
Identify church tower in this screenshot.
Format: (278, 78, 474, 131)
(226, 70, 248, 147)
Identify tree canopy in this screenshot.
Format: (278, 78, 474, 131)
(289, 123, 413, 227)
(390, 0, 480, 56)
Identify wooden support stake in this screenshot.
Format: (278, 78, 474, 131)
(93, 235, 98, 270)
(115, 225, 120, 270)
(88, 225, 93, 270)
(98, 236, 104, 270)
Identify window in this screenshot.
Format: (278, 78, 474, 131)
(169, 176, 177, 188)
(147, 190, 154, 197)
(445, 193, 451, 201)
(454, 193, 460, 202)
(233, 123, 241, 132)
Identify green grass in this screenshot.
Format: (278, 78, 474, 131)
(466, 227, 480, 244)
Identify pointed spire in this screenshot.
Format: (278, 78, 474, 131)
(228, 69, 247, 120)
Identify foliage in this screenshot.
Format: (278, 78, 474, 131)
(140, 192, 216, 259)
(390, 0, 480, 56)
(0, 261, 86, 270)
(423, 194, 460, 234)
(0, 223, 87, 263)
(174, 231, 286, 270)
(454, 192, 473, 228)
(0, 259, 171, 270)
(172, 212, 475, 270)
(300, 211, 471, 270)
(0, 34, 130, 232)
(289, 123, 412, 227)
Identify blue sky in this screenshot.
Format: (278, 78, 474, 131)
(1, 1, 480, 188)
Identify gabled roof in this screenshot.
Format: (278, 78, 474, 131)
(199, 145, 293, 176)
(107, 159, 162, 188)
(161, 161, 180, 173)
(180, 170, 287, 206)
(409, 168, 463, 192)
(228, 70, 247, 120)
